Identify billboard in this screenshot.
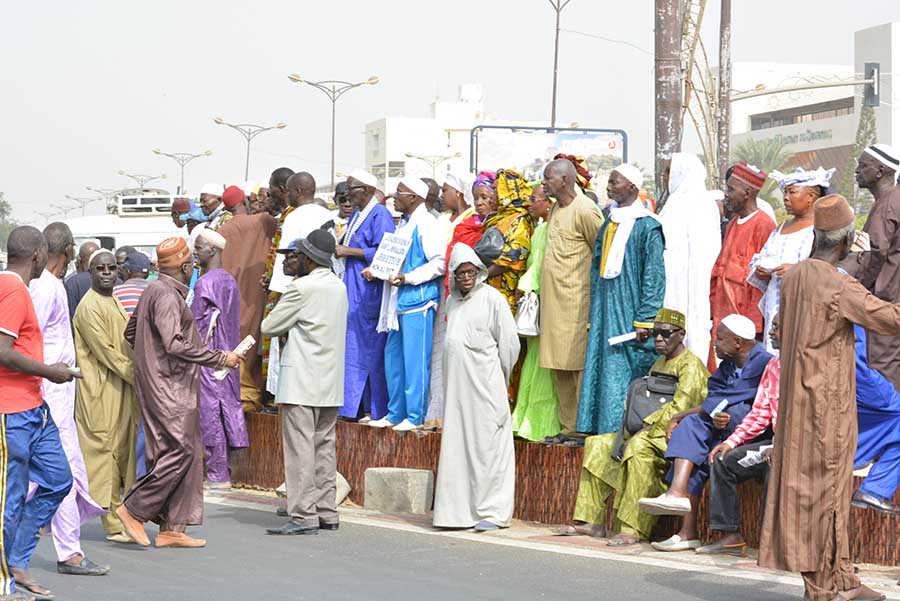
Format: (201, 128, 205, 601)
(469, 125, 628, 185)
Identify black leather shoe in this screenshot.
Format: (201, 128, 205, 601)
(275, 507, 288, 517)
(319, 521, 339, 531)
(266, 522, 319, 536)
(851, 490, 900, 515)
(57, 557, 110, 576)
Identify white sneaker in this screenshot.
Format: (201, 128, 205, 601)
(638, 493, 692, 516)
(358, 416, 372, 425)
(392, 419, 419, 432)
(368, 418, 396, 428)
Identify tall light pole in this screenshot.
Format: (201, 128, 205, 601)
(288, 74, 380, 192)
(152, 149, 212, 194)
(214, 118, 286, 180)
(86, 187, 117, 214)
(51, 203, 76, 219)
(118, 171, 166, 188)
(404, 152, 462, 179)
(548, 0, 572, 128)
(65, 194, 103, 216)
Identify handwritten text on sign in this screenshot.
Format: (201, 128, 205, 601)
(369, 234, 413, 280)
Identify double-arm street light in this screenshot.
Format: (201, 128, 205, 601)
(118, 171, 166, 188)
(152, 149, 212, 194)
(287, 74, 379, 192)
(214, 118, 286, 180)
(65, 194, 103, 216)
(51, 202, 76, 219)
(404, 151, 462, 179)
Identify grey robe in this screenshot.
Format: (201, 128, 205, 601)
(433, 244, 520, 528)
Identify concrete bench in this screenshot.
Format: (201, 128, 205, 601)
(364, 467, 434, 514)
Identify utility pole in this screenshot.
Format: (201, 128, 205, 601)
(716, 0, 732, 189)
(654, 0, 683, 199)
(548, 0, 572, 128)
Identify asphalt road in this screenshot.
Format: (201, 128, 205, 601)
(25, 502, 803, 601)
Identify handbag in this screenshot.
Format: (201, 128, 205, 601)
(473, 226, 504, 265)
(515, 291, 540, 337)
(611, 372, 679, 461)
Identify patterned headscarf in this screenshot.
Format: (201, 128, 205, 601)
(495, 169, 532, 207)
(554, 153, 593, 190)
(472, 171, 496, 193)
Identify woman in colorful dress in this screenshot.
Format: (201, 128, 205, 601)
(747, 167, 832, 352)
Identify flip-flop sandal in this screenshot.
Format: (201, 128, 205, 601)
(607, 534, 640, 547)
(15, 579, 54, 600)
(552, 524, 584, 536)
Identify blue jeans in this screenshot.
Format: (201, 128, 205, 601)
(384, 309, 435, 426)
(3, 404, 73, 594)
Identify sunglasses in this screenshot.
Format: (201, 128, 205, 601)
(652, 328, 683, 340)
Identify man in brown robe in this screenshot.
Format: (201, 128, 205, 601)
(844, 144, 900, 388)
(218, 209, 277, 412)
(759, 194, 900, 601)
(116, 237, 240, 549)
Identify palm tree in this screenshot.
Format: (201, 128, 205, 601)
(732, 138, 795, 209)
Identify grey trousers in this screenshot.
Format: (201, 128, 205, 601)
(281, 405, 339, 527)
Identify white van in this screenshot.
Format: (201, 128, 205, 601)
(66, 190, 193, 259)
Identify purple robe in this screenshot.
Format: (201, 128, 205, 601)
(340, 203, 395, 419)
(190, 268, 248, 483)
(29, 269, 105, 561)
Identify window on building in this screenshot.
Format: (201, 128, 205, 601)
(749, 97, 854, 131)
(388, 161, 405, 177)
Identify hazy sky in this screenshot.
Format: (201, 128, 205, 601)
(2, 1, 899, 224)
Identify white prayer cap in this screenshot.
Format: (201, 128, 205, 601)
(720, 314, 756, 341)
(196, 228, 227, 250)
(399, 177, 429, 200)
(612, 163, 644, 190)
(863, 144, 900, 182)
(87, 248, 115, 267)
(347, 169, 378, 189)
(200, 183, 224, 197)
(443, 172, 475, 207)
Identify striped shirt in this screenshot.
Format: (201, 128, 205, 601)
(113, 278, 149, 317)
(726, 356, 780, 449)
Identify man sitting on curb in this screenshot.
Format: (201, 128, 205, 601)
(697, 314, 782, 556)
(553, 308, 709, 546)
(638, 314, 772, 552)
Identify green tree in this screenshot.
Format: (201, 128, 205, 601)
(838, 103, 877, 215)
(732, 137, 795, 210)
(0, 192, 17, 253)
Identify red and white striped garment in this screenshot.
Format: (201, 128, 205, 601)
(113, 278, 149, 318)
(726, 355, 780, 449)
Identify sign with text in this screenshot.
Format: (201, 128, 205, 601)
(369, 234, 412, 280)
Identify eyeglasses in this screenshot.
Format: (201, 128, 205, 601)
(454, 269, 479, 281)
(652, 328, 683, 340)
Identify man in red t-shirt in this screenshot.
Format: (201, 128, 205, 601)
(0, 226, 78, 600)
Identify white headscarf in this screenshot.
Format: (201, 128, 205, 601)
(443, 172, 475, 208)
(659, 152, 722, 361)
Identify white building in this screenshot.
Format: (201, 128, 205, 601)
(731, 22, 900, 181)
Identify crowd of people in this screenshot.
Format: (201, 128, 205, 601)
(2, 144, 900, 600)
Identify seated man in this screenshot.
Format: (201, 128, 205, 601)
(553, 309, 709, 545)
(696, 314, 782, 556)
(638, 314, 772, 551)
(852, 325, 900, 514)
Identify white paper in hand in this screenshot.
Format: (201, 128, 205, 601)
(213, 335, 256, 381)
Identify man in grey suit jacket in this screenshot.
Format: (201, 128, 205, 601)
(261, 230, 349, 535)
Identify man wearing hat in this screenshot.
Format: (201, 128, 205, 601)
(198, 183, 231, 232)
(117, 236, 241, 548)
(845, 144, 900, 389)
(171, 197, 192, 230)
(222, 185, 248, 217)
(638, 313, 772, 552)
(556, 308, 709, 547)
(708, 162, 776, 370)
(261, 231, 348, 535)
(191, 229, 248, 489)
(334, 169, 395, 424)
(759, 195, 900, 601)
(113, 252, 151, 318)
(365, 178, 445, 432)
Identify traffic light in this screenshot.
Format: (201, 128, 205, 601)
(864, 62, 880, 107)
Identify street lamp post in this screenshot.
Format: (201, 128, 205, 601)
(152, 149, 213, 194)
(86, 187, 118, 214)
(548, 0, 572, 128)
(118, 171, 166, 188)
(287, 74, 379, 192)
(65, 195, 103, 216)
(404, 152, 462, 179)
(51, 203, 76, 219)
(214, 118, 286, 180)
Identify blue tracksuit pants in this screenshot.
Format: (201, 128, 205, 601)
(384, 308, 435, 426)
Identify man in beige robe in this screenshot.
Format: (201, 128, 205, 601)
(72, 250, 137, 543)
(538, 159, 603, 440)
(760, 195, 900, 601)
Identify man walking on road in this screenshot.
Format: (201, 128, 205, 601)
(262, 231, 348, 536)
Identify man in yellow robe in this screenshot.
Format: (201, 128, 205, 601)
(73, 250, 138, 543)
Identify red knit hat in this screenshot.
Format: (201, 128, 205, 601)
(731, 162, 767, 190)
(222, 185, 245, 210)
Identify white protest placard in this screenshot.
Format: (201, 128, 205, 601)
(369, 233, 413, 281)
